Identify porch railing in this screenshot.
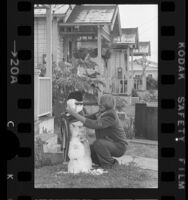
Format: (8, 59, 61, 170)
(35, 68, 52, 120)
(111, 77, 128, 94)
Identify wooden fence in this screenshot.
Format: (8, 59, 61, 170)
(135, 103, 158, 140)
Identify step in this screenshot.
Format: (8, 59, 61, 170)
(38, 115, 54, 135)
(38, 133, 58, 143)
(43, 143, 61, 153)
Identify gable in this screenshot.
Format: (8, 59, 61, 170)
(66, 5, 117, 24)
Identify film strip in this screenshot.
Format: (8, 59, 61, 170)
(6, 0, 185, 200)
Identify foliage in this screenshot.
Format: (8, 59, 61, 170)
(146, 76, 158, 90)
(38, 63, 46, 77)
(124, 116, 135, 139)
(52, 48, 106, 125)
(139, 90, 158, 102)
(115, 96, 128, 111)
(73, 48, 97, 59)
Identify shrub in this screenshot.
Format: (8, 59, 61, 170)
(146, 76, 158, 90)
(124, 116, 135, 139)
(52, 49, 105, 125)
(115, 96, 128, 111)
(141, 90, 158, 102)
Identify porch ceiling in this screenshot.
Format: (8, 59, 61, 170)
(133, 41, 151, 56)
(113, 28, 139, 48)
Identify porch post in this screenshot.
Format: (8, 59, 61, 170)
(142, 74, 146, 90)
(46, 6, 53, 115)
(34, 68, 41, 121)
(97, 25, 102, 75)
(127, 47, 133, 95)
(97, 25, 103, 96)
(142, 55, 147, 90)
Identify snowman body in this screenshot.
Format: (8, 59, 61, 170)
(67, 99, 92, 173)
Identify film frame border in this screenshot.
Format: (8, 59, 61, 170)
(6, 0, 186, 200)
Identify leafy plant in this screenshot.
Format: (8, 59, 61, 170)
(115, 96, 128, 111)
(146, 76, 158, 90)
(52, 48, 105, 125)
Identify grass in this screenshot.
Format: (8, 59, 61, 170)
(36, 105, 158, 188)
(35, 161, 158, 188)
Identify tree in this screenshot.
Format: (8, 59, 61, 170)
(52, 48, 105, 124)
(134, 56, 150, 78)
(146, 76, 158, 90)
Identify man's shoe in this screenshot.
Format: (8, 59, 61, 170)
(111, 159, 119, 169)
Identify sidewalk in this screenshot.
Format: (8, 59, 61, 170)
(116, 155, 158, 171)
(127, 138, 158, 146)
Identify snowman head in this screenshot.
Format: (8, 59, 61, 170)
(67, 99, 83, 113)
(67, 91, 83, 113)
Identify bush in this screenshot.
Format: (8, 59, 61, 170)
(124, 117, 135, 139)
(52, 50, 105, 125)
(146, 76, 158, 90)
(141, 90, 158, 102)
(115, 96, 128, 111)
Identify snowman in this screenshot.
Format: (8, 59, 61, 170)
(66, 92, 92, 174)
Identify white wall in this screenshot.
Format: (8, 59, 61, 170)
(34, 18, 47, 67)
(34, 17, 64, 68)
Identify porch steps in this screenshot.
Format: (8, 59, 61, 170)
(43, 152, 64, 165)
(38, 115, 54, 135)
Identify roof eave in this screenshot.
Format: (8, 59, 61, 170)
(59, 22, 111, 26)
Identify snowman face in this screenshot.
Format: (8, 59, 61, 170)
(67, 99, 83, 113)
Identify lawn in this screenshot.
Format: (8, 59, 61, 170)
(37, 107, 158, 188)
(35, 161, 158, 188)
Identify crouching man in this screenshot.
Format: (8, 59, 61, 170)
(66, 94, 128, 169)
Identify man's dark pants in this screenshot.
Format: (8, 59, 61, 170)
(90, 139, 127, 168)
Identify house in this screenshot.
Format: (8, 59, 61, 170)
(58, 4, 122, 94)
(34, 5, 154, 155)
(34, 5, 76, 139)
(34, 5, 122, 152)
(131, 59, 158, 90)
(132, 41, 152, 90)
(34, 4, 76, 67)
(109, 27, 139, 95)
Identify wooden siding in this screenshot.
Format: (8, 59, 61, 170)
(107, 49, 129, 93)
(57, 28, 64, 64)
(35, 17, 64, 67)
(34, 18, 47, 67)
